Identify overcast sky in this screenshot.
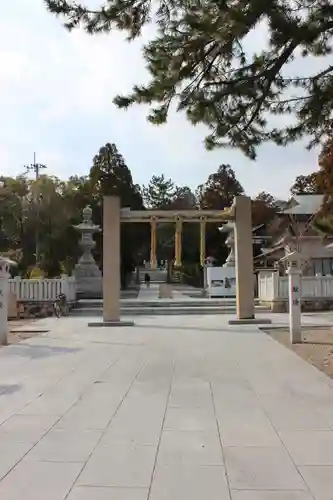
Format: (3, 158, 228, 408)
(0, 0, 320, 199)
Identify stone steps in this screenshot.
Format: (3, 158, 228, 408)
(138, 269, 167, 283)
(71, 306, 239, 316)
(78, 299, 238, 307)
(71, 299, 269, 316)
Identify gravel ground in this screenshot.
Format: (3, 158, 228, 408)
(265, 327, 333, 379)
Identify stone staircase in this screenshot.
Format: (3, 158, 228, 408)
(71, 298, 269, 317)
(138, 268, 168, 283)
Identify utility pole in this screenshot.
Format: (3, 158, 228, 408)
(24, 153, 47, 266)
(24, 152, 47, 180)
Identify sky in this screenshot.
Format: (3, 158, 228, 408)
(0, 0, 322, 200)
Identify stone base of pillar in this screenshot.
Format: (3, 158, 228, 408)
(75, 277, 103, 299)
(271, 299, 287, 313)
(88, 320, 135, 327)
(228, 318, 272, 325)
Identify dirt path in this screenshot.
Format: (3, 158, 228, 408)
(6, 319, 43, 345)
(265, 327, 333, 379)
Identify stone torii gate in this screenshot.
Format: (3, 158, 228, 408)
(96, 195, 261, 326)
(121, 206, 238, 268)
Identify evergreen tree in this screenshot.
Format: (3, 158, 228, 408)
(197, 164, 244, 210)
(45, 0, 333, 159)
(170, 186, 197, 209)
(317, 135, 333, 196)
(89, 142, 147, 286)
(196, 164, 244, 263)
(142, 174, 176, 208)
(252, 191, 278, 226)
(90, 143, 143, 208)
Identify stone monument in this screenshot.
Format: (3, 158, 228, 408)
(73, 206, 102, 298)
(203, 223, 236, 297)
(220, 222, 236, 268)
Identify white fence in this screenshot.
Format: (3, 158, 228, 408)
(258, 270, 333, 301)
(8, 276, 76, 302)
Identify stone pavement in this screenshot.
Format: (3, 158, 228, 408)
(0, 314, 333, 499)
(137, 283, 160, 301)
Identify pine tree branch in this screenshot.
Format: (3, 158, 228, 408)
(240, 41, 298, 133)
(312, 65, 333, 81)
(44, 0, 333, 157)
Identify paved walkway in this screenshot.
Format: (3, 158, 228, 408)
(0, 314, 333, 499)
(137, 283, 160, 301)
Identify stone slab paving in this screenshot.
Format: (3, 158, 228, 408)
(0, 314, 333, 499)
(137, 283, 160, 301)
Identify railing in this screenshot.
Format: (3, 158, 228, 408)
(8, 275, 76, 302)
(258, 271, 277, 301)
(258, 270, 333, 301)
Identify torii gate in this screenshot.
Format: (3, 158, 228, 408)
(95, 195, 256, 325)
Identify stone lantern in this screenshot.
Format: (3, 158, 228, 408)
(73, 206, 102, 298)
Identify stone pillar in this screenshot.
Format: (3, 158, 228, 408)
(103, 196, 120, 322)
(287, 265, 302, 343)
(150, 218, 157, 269)
(234, 196, 255, 320)
(0, 259, 10, 345)
(199, 218, 206, 267)
(282, 251, 302, 343)
(174, 217, 182, 267)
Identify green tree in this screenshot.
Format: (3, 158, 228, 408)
(170, 186, 197, 210)
(90, 143, 143, 208)
(196, 164, 244, 263)
(290, 136, 333, 198)
(35, 175, 88, 276)
(0, 174, 82, 276)
(290, 173, 321, 195)
(0, 145, 150, 282)
(0, 176, 29, 252)
(317, 135, 333, 199)
(45, 0, 333, 159)
(308, 135, 333, 233)
(142, 174, 176, 209)
(89, 142, 147, 286)
(141, 175, 175, 262)
(254, 191, 276, 208)
(252, 191, 278, 226)
(197, 164, 244, 210)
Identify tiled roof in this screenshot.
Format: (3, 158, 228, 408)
(254, 245, 285, 260)
(279, 195, 324, 215)
(0, 256, 16, 265)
